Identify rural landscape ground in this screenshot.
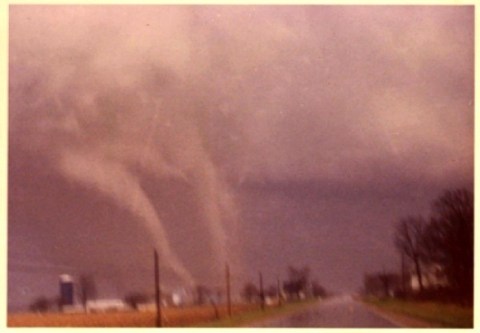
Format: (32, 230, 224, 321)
(8, 295, 473, 328)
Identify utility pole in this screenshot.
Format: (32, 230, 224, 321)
(277, 276, 282, 307)
(382, 265, 389, 298)
(154, 249, 162, 327)
(259, 271, 265, 311)
(401, 252, 406, 295)
(225, 263, 232, 317)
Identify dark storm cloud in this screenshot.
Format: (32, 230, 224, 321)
(10, 6, 473, 185)
(9, 5, 473, 307)
(232, 6, 473, 187)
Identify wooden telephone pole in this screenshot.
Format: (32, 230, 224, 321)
(154, 250, 163, 327)
(259, 271, 265, 311)
(277, 276, 282, 307)
(225, 263, 232, 317)
(401, 252, 407, 294)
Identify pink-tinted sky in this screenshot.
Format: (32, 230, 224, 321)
(8, 5, 473, 310)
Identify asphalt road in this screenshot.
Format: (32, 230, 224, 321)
(249, 295, 399, 328)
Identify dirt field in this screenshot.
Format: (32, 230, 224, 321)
(8, 303, 258, 327)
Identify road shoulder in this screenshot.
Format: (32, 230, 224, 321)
(362, 302, 438, 328)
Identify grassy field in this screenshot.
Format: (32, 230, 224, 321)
(363, 297, 473, 328)
(8, 300, 318, 327)
(8, 303, 255, 327)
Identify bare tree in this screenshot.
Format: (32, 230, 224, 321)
(426, 188, 473, 304)
(124, 292, 151, 310)
(78, 274, 97, 311)
(29, 296, 50, 313)
(311, 280, 327, 298)
(194, 285, 211, 305)
(283, 265, 310, 299)
(241, 282, 259, 303)
(394, 216, 426, 292)
(265, 285, 277, 298)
